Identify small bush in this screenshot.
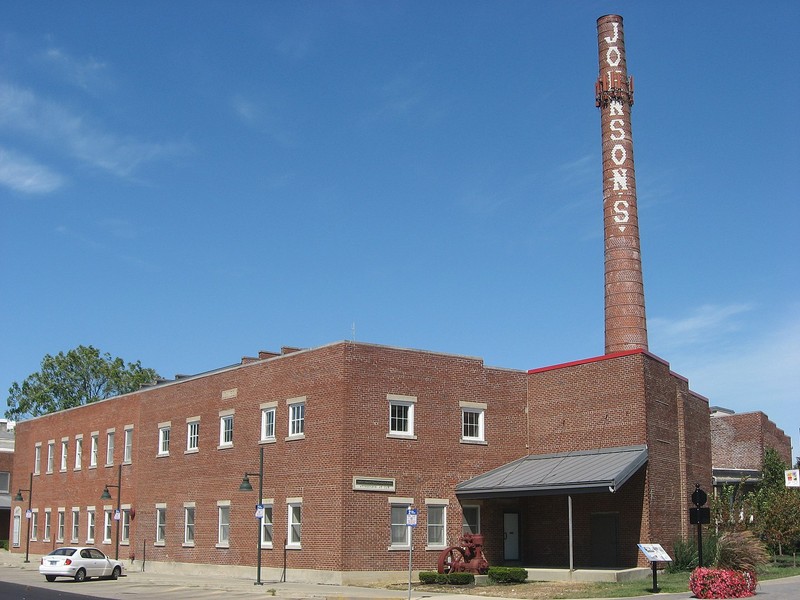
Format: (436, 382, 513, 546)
(418, 571, 438, 584)
(447, 572, 475, 585)
(487, 566, 527, 584)
(689, 567, 757, 598)
(716, 531, 769, 573)
(667, 537, 698, 572)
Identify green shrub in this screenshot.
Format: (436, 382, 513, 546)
(667, 537, 699, 572)
(447, 572, 475, 585)
(487, 566, 527, 583)
(418, 571, 438, 584)
(716, 531, 769, 573)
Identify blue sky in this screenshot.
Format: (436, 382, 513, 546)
(1, 1, 798, 457)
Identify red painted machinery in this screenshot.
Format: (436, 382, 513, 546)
(437, 533, 489, 574)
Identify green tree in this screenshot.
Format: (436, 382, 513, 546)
(751, 448, 800, 555)
(5, 345, 160, 420)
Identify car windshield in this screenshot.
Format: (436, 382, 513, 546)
(48, 548, 76, 556)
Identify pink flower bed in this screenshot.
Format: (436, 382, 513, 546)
(689, 567, 757, 599)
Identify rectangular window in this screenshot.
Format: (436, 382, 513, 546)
(158, 424, 171, 456)
(57, 510, 65, 542)
(217, 503, 230, 547)
(389, 500, 411, 548)
(106, 431, 115, 465)
(121, 508, 131, 543)
(219, 412, 234, 447)
(46, 441, 55, 473)
(90, 434, 99, 467)
(460, 402, 486, 442)
(74, 436, 83, 470)
(60, 440, 68, 471)
(71, 508, 80, 542)
(104, 509, 113, 543)
(260, 405, 276, 441)
(287, 500, 302, 548)
(184, 506, 195, 545)
(462, 505, 481, 534)
(44, 510, 52, 541)
(288, 399, 305, 438)
(123, 427, 134, 463)
(388, 394, 416, 438)
(426, 502, 447, 548)
(186, 419, 200, 452)
(86, 509, 95, 543)
(30, 510, 38, 540)
(260, 503, 274, 547)
(34, 444, 41, 474)
(0, 471, 9, 493)
(155, 506, 166, 544)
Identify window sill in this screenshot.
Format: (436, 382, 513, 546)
(215, 543, 230, 549)
(386, 433, 418, 440)
(260, 543, 273, 549)
(425, 545, 447, 551)
(156, 453, 169, 458)
(285, 544, 301, 550)
(60, 468, 67, 473)
(120, 541, 129, 546)
(73, 468, 81, 472)
(154, 541, 165, 547)
(103, 539, 112, 544)
(217, 444, 234, 450)
(184, 449, 199, 455)
(182, 542, 195, 548)
(284, 434, 305, 442)
(88, 465, 97, 470)
(388, 545, 411, 551)
(259, 438, 277, 445)
(105, 463, 114, 468)
(122, 460, 132, 465)
(459, 438, 488, 445)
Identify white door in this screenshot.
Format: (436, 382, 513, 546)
(503, 512, 519, 561)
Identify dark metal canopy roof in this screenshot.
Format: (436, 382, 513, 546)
(456, 444, 648, 498)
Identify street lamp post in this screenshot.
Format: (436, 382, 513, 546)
(238, 445, 264, 586)
(100, 464, 122, 560)
(14, 472, 33, 563)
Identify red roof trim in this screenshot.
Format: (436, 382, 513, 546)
(527, 349, 647, 375)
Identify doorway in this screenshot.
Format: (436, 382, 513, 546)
(590, 512, 619, 567)
(503, 512, 520, 561)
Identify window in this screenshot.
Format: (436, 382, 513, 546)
(0, 471, 9, 493)
(46, 441, 55, 473)
(186, 419, 200, 452)
(462, 505, 481, 534)
(288, 398, 305, 438)
(155, 506, 166, 545)
(71, 508, 80, 542)
(158, 423, 171, 456)
(74, 436, 83, 470)
(260, 404, 276, 441)
(388, 394, 416, 438)
(123, 427, 134, 463)
(103, 509, 113, 543)
(389, 499, 411, 548)
(86, 508, 95, 543)
(106, 431, 115, 465)
(60, 439, 68, 471)
(44, 510, 52, 541)
(121, 508, 131, 544)
(30, 510, 38, 540)
(287, 499, 302, 548)
(34, 444, 41, 474)
(184, 505, 195, 545)
(219, 411, 234, 447)
(90, 433, 99, 467)
(217, 503, 230, 547)
(260, 503, 274, 548)
(426, 501, 447, 548)
(460, 402, 486, 442)
(57, 510, 65, 542)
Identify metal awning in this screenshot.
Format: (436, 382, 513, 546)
(456, 444, 648, 498)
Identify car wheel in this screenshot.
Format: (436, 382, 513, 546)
(74, 568, 86, 582)
(45, 575, 56, 582)
(111, 566, 121, 580)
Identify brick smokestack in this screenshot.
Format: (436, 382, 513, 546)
(596, 14, 648, 354)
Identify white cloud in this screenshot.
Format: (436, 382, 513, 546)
(0, 146, 64, 193)
(40, 47, 107, 91)
(649, 303, 753, 351)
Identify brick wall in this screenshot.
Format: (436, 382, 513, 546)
(711, 412, 792, 470)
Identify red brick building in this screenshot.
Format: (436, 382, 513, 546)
(9, 341, 711, 582)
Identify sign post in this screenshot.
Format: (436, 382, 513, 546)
(690, 484, 709, 567)
(637, 544, 672, 593)
(406, 508, 417, 600)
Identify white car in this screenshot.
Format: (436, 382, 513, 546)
(39, 546, 124, 582)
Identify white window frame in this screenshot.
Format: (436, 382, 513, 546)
(106, 430, 115, 466)
(287, 498, 302, 548)
(217, 502, 230, 548)
(89, 433, 99, 468)
(60, 439, 68, 472)
(43, 509, 52, 541)
(71, 508, 80, 542)
(120, 506, 131, 544)
(219, 410, 234, 448)
(158, 423, 171, 456)
(30, 509, 39, 540)
(260, 500, 274, 548)
(425, 499, 448, 549)
(123, 426, 134, 463)
(34, 443, 41, 474)
(74, 435, 83, 470)
(260, 402, 277, 442)
(462, 505, 481, 535)
(460, 402, 487, 443)
(387, 394, 417, 439)
(155, 505, 166, 545)
(86, 508, 96, 544)
(57, 509, 65, 542)
(46, 441, 55, 473)
(287, 397, 305, 439)
(183, 503, 196, 546)
(0, 471, 9, 493)
(186, 418, 200, 453)
(103, 508, 113, 543)
(388, 497, 413, 550)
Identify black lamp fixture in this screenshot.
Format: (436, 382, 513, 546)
(14, 472, 33, 563)
(238, 445, 265, 585)
(100, 464, 123, 560)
